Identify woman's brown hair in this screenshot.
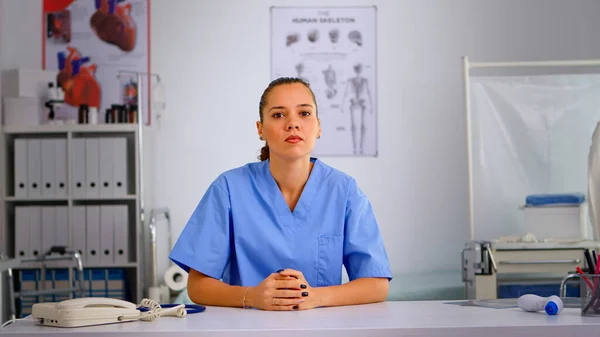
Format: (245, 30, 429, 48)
(258, 77, 318, 161)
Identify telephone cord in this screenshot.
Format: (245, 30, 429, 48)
(137, 298, 187, 321)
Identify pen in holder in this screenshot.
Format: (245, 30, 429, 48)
(580, 248, 600, 316)
(581, 274, 600, 316)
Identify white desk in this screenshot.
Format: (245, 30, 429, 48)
(1, 301, 599, 336)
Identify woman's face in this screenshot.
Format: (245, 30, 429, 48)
(257, 83, 321, 161)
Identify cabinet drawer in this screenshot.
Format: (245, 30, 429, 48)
(494, 249, 584, 274)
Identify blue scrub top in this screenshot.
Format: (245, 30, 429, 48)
(169, 158, 392, 287)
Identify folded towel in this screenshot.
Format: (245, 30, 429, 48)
(525, 193, 585, 207)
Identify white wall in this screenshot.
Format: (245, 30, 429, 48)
(3, 0, 600, 300)
(0, 0, 40, 70)
(149, 0, 600, 299)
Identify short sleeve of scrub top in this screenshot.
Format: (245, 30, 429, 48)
(169, 176, 232, 280)
(343, 178, 392, 282)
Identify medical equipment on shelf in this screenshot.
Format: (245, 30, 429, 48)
(462, 241, 497, 300)
(461, 239, 595, 300)
(147, 207, 175, 303)
(517, 294, 563, 315)
(522, 193, 591, 242)
(0, 246, 85, 326)
(461, 56, 600, 301)
(31, 297, 204, 328)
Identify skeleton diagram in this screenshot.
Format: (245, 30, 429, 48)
(342, 63, 372, 155)
(295, 63, 310, 83)
(322, 65, 337, 99)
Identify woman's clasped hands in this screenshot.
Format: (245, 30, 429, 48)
(245, 269, 320, 311)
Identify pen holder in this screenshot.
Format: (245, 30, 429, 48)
(581, 274, 600, 316)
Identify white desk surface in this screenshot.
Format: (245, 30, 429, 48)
(1, 300, 599, 337)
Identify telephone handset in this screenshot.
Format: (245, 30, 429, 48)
(55, 297, 138, 310)
(32, 297, 188, 328)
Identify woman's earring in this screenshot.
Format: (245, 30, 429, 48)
(317, 135, 321, 139)
(260, 136, 264, 141)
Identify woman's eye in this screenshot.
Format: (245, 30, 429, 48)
(273, 112, 284, 118)
(301, 111, 311, 116)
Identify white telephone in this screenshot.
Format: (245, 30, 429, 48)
(32, 297, 187, 328)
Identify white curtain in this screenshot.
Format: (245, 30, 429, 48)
(470, 74, 600, 240)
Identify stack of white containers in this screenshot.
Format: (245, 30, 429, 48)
(1, 68, 58, 127)
(523, 194, 592, 241)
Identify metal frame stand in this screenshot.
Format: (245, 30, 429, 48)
(1, 247, 85, 321)
(463, 56, 600, 241)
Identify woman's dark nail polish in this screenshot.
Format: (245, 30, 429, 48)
(276, 269, 284, 273)
(293, 305, 299, 309)
(302, 292, 309, 297)
(300, 284, 307, 289)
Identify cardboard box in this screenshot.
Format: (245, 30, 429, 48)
(2, 68, 58, 99)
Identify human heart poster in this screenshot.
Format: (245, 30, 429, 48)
(43, 0, 151, 124)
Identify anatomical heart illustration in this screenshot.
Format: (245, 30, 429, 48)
(57, 47, 102, 109)
(43, 0, 149, 124)
(47, 10, 71, 43)
(90, 0, 137, 52)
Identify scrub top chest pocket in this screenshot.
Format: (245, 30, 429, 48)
(317, 235, 344, 286)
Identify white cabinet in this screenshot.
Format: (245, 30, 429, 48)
(0, 124, 151, 317)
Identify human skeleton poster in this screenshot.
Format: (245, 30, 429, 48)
(271, 6, 378, 157)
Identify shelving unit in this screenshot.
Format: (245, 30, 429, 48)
(0, 123, 153, 317)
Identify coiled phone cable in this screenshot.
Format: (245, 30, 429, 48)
(118, 298, 205, 322)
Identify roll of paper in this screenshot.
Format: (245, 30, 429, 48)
(164, 265, 188, 291)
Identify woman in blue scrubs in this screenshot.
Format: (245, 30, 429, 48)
(169, 78, 392, 311)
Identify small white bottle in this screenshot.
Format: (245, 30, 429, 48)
(89, 107, 98, 124)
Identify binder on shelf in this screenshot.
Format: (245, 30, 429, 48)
(54, 269, 71, 302)
(41, 206, 56, 255)
(99, 138, 114, 196)
(41, 139, 56, 197)
(27, 139, 42, 198)
(74, 269, 92, 297)
(20, 271, 39, 305)
(71, 206, 87, 264)
(55, 139, 67, 197)
(55, 206, 69, 248)
(107, 269, 127, 300)
(42, 269, 53, 302)
(113, 205, 129, 264)
(72, 138, 86, 198)
(15, 206, 30, 258)
(100, 206, 114, 265)
(14, 139, 28, 197)
(28, 206, 42, 258)
(85, 139, 100, 197)
(91, 269, 107, 297)
(20, 270, 38, 301)
(113, 138, 128, 196)
(85, 205, 101, 265)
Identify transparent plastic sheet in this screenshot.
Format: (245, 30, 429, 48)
(444, 297, 581, 309)
(470, 74, 600, 240)
(588, 121, 600, 242)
